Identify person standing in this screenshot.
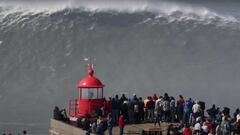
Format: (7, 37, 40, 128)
(139, 97, 145, 121)
(162, 97, 170, 122)
(192, 101, 201, 122)
(233, 109, 240, 122)
(207, 104, 218, 123)
(134, 100, 140, 123)
(112, 95, 120, 125)
(221, 117, 230, 135)
(176, 95, 184, 123)
(121, 100, 129, 121)
(183, 99, 192, 124)
(107, 113, 114, 135)
(147, 97, 155, 121)
(118, 113, 125, 135)
(170, 96, 176, 123)
(96, 116, 104, 135)
(144, 97, 150, 120)
(154, 102, 161, 127)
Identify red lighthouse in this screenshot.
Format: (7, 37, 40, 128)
(69, 63, 104, 118)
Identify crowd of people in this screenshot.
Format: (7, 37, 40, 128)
(99, 93, 239, 135)
(54, 93, 240, 135)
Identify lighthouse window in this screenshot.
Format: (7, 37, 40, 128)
(98, 88, 103, 98)
(81, 88, 89, 99)
(88, 88, 97, 99)
(81, 88, 97, 99)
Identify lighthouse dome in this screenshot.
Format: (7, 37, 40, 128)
(77, 69, 104, 88)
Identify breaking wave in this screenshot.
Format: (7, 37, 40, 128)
(0, 0, 239, 28)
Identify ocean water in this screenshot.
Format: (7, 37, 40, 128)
(0, 0, 240, 134)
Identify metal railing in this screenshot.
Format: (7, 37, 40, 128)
(68, 99, 78, 117)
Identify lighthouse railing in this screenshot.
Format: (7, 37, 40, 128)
(68, 99, 78, 117)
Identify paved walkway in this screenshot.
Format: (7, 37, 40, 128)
(111, 122, 179, 135)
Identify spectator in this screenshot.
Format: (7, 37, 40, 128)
(164, 93, 170, 101)
(112, 95, 120, 125)
(92, 120, 98, 133)
(194, 118, 201, 135)
(155, 96, 162, 107)
(206, 119, 213, 134)
(154, 102, 161, 126)
(96, 116, 104, 135)
(133, 100, 140, 123)
(237, 113, 240, 123)
(177, 95, 184, 123)
(84, 117, 91, 135)
(147, 97, 155, 121)
(53, 106, 62, 120)
(118, 113, 125, 135)
(107, 113, 114, 135)
(144, 97, 150, 120)
(139, 97, 145, 121)
(104, 97, 112, 115)
(170, 96, 176, 122)
(53, 106, 69, 122)
(221, 117, 230, 135)
(192, 101, 201, 121)
(162, 97, 170, 122)
(207, 104, 218, 123)
(152, 94, 158, 102)
(183, 99, 192, 124)
(131, 94, 138, 105)
(128, 98, 135, 123)
(233, 109, 240, 122)
(120, 94, 128, 104)
(121, 100, 129, 120)
(183, 124, 192, 135)
(202, 122, 209, 135)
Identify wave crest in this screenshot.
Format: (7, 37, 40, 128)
(0, 0, 239, 27)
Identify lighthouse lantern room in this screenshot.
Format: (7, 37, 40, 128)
(69, 63, 104, 118)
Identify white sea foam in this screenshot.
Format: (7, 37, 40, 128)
(0, 0, 238, 25)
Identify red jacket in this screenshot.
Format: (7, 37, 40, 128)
(118, 115, 125, 128)
(207, 122, 213, 133)
(152, 95, 158, 101)
(183, 128, 192, 135)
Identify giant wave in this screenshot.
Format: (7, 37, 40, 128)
(0, 0, 239, 28)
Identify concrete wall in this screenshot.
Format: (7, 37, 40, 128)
(49, 119, 94, 135)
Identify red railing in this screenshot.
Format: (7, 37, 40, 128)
(68, 99, 78, 117)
